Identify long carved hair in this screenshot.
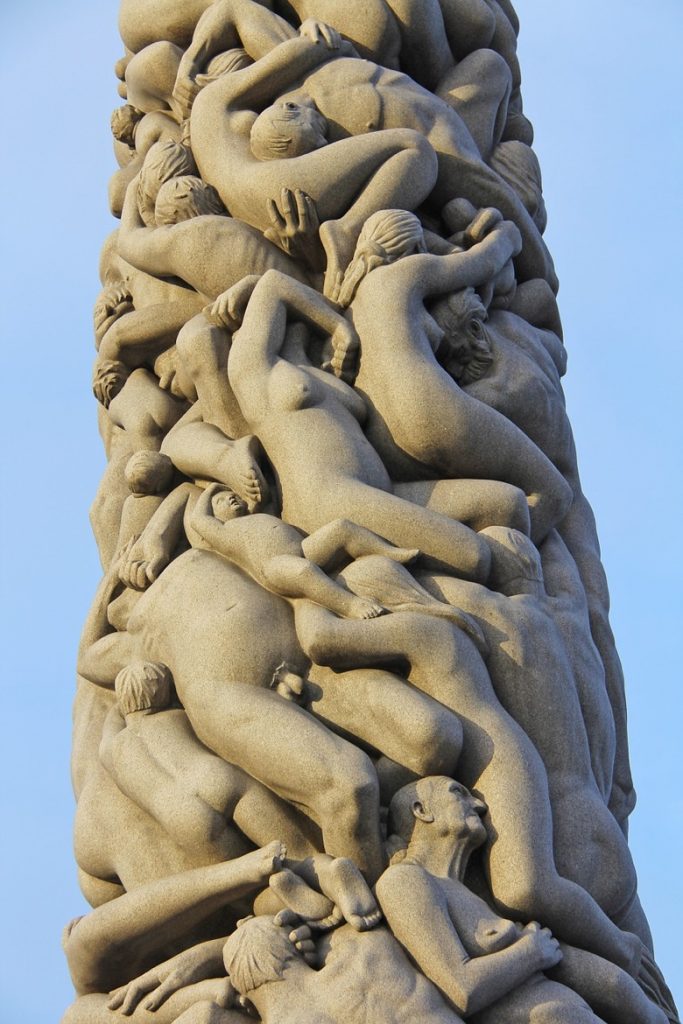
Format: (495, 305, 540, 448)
(337, 209, 426, 308)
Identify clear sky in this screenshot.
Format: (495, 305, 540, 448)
(0, 1, 681, 1019)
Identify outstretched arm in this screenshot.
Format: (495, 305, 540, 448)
(64, 844, 286, 995)
(107, 938, 229, 1016)
(227, 269, 358, 388)
(409, 219, 522, 299)
(118, 176, 177, 277)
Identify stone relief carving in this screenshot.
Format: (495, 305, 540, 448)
(63, 2, 679, 1021)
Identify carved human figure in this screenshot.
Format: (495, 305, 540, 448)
(436, 289, 633, 823)
(376, 778, 668, 1024)
(100, 661, 321, 860)
(117, 167, 316, 301)
(222, 914, 469, 1023)
(189, 27, 555, 289)
(420, 528, 646, 937)
(337, 208, 571, 542)
(77, 549, 386, 881)
(188, 481, 424, 616)
(108, 104, 182, 216)
(222, 269, 536, 585)
(173, 0, 513, 158)
(293, 595, 649, 977)
(63, 842, 287, 998)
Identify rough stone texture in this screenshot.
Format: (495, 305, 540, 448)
(62, 3, 679, 1022)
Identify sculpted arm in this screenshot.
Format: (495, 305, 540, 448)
(107, 938, 229, 1016)
(64, 845, 285, 995)
(377, 866, 559, 1016)
(191, 33, 342, 133)
(120, 482, 196, 590)
(227, 269, 358, 386)
(118, 176, 176, 277)
(415, 219, 522, 299)
(175, 0, 296, 109)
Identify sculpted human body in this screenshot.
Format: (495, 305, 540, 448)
(293, 597, 646, 975)
(417, 532, 647, 941)
(377, 778, 668, 1024)
(78, 549, 385, 881)
(189, 28, 555, 290)
(345, 211, 571, 541)
(452, 307, 633, 822)
(224, 269, 543, 585)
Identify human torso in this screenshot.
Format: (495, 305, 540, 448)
(246, 360, 392, 530)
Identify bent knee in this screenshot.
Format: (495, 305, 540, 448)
(404, 708, 462, 776)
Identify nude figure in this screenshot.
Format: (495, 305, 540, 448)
(223, 915, 469, 1023)
(414, 532, 648, 946)
(90, 360, 187, 568)
(222, 268, 549, 583)
(338, 209, 572, 543)
(292, 596, 649, 977)
(101, 660, 321, 859)
(376, 777, 670, 1024)
(117, 169, 314, 302)
(63, 843, 287, 998)
(77, 549, 386, 882)
(188, 481, 422, 617)
(189, 27, 556, 289)
(435, 289, 634, 825)
(108, 105, 182, 217)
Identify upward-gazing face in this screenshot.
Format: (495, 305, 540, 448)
(212, 489, 248, 522)
(251, 98, 328, 160)
(430, 778, 488, 846)
(429, 290, 492, 384)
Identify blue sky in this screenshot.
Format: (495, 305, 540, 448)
(0, 1, 681, 1019)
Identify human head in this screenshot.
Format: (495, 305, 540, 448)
(115, 661, 172, 715)
(250, 100, 327, 162)
(111, 104, 143, 148)
(337, 209, 426, 308)
(124, 451, 174, 495)
(222, 916, 301, 998)
(137, 140, 197, 226)
(92, 359, 129, 408)
(211, 488, 248, 522)
(196, 47, 253, 87)
(429, 287, 493, 385)
(389, 776, 487, 848)
(154, 175, 227, 224)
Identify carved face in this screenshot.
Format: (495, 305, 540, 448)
(212, 490, 248, 522)
(429, 779, 488, 844)
(429, 292, 492, 384)
(251, 99, 328, 161)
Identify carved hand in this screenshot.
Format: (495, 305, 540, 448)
(107, 942, 234, 1016)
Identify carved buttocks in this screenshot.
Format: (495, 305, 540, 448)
(63, 3, 678, 1023)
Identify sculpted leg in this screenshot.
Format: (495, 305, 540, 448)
(306, 663, 463, 781)
(161, 421, 267, 510)
(261, 553, 386, 618)
(435, 48, 512, 159)
(183, 680, 384, 881)
(300, 518, 419, 568)
(393, 478, 530, 535)
(176, 315, 249, 440)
